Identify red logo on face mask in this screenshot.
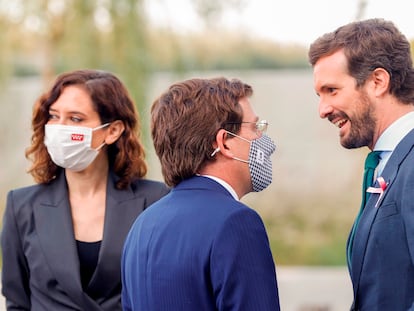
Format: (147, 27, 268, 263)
(71, 134, 84, 141)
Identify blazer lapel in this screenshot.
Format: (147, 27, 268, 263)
(87, 172, 146, 298)
(351, 128, 414, 298)
(33, 173, 87, 307)
(350, 166, 397, 296)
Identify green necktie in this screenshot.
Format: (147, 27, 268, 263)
(347, 151, 381, 264)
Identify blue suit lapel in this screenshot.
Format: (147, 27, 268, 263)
(350, 166, 397, 297)
(350, 128, 414, 298)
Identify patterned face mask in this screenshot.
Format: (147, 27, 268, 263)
(225, 131, 276, 192)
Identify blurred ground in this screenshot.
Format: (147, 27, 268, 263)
(277, 266, 352, 311)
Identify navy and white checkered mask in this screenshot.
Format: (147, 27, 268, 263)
(225, 131, 276, 192)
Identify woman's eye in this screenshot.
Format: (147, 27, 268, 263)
(48, 114, 58, 120)
(71, 116, 82, 123)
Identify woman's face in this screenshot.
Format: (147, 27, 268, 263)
(47, 85, 107, 148)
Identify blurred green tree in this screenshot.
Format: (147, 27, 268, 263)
(193, 0, 247, 27)
(0, 0, 149, 116)
(0, 0, 256, 136)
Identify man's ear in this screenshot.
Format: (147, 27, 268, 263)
(105, 120, 125, 145)
(214, 129, 234, 159)
(371, 67, 390, 97)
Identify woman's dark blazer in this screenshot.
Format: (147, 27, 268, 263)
(1, 170, 169, 310)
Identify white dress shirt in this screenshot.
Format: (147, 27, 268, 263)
(374, 111, 414, 176)
(199, 175, 239, 200)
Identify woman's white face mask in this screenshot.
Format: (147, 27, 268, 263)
(44, 123, 110, 171)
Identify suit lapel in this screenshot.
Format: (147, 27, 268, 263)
(87, 172, 146, 298)
(350, 166, 397, 296)
(351, 128, 414, 298)
(34, 172, 150, 307)
(33, 173, 88, 308)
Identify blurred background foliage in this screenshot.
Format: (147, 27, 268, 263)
(1, 0, 414, 266)
(0, 0, 308, 101)
(0, 0, 309, 148)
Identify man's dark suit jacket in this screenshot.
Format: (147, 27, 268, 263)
(121, 176, 280, 311)
(1, 171, 169, 310)
(348, 128, 414, 310)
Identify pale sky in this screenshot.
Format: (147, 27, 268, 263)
(145, 0, 414, 46)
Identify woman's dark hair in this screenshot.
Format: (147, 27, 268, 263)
(26, 69, 147, 189)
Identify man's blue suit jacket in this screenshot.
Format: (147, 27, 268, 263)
(122, 176, 280, 311)
(348, 128, 414, 310)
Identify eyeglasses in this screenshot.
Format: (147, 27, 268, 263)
(226, 120, 268, 133)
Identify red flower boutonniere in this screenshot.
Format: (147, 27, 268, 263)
(366, 176, 388, 208)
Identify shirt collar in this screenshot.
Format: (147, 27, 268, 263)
(198, 174, 239, 200)
(374, 111, 414, 152)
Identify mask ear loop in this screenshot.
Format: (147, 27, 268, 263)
(224, 130, 251, 143)
(93, 122, 111, 131)
(223, 130, 251, 164)
(95, 142, 106, 151)
(232, 156, 249, 164)
(92, 123, 111, 151)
